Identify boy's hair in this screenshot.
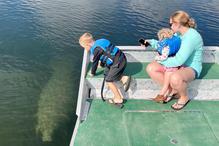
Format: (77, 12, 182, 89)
(157, 28, 173, 40)
(79, 32, 94, 46)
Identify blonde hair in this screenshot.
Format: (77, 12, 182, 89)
(157, 28, 173, 40)
(171, 10, 196, 28)
(79, 32, 94, 46)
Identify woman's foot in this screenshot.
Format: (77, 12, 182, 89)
(153, 94, 167, 103)
(171, 99, 190, 110)
(163, 88, 179, 103)
(164, 93, 180, 103)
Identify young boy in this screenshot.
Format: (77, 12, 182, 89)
(79, 32, 131, 107)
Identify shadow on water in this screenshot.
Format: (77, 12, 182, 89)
(0, 54, 80, 146)
(36, 56, 79, 144)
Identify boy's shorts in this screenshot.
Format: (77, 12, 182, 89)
(104, 55, 127, 82)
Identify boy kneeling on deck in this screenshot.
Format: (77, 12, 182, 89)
(79, 33, 131, 108)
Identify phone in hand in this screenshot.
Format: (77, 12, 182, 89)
(139, 38, 150, 47)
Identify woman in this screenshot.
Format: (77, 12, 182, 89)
(146, 10, 204, 110)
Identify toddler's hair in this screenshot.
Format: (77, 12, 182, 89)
(157, 28, 173, 40)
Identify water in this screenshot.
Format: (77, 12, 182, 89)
(0, 0, 219, 145)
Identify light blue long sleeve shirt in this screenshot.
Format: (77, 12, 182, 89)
(149, 28, 204, 77)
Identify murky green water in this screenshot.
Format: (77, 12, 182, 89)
(0, 0, 219, 145)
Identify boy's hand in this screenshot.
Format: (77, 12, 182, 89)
(89, 71, 95, 77)
(98, 61, 104, 68)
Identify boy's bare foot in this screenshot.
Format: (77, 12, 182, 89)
(108, 98, 123, 104)
(107, 98, 124, 108)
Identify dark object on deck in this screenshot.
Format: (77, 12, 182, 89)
(101, 77, 106, 102)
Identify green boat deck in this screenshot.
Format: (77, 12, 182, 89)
(74, 99, 219, 146)
(74, 61, 219, 146)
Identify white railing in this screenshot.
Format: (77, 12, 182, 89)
(70, 50, 89, 146)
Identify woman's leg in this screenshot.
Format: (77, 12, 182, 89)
(169, 67, 195, 109)
(146, 61, 165, 86)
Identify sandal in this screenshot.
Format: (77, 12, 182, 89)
(123, 76, 131, 92)
(106, 98, 124, 108)
(153, 94, 167, 104)
(163, 93, 179, 103)
(171, 100, 190, 110)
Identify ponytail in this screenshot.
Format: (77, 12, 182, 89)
(171, 11, 197, 28)
(188, 18, 196, 28)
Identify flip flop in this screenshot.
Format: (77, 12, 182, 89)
(123, 76, 131, 92)
(171, 100, 190, 110)
(106, 98, 124, 109)
(163, 94, 179, 104)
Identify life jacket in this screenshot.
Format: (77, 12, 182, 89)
(90, 39, 119, 66)
(157, 35, 181, 56)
